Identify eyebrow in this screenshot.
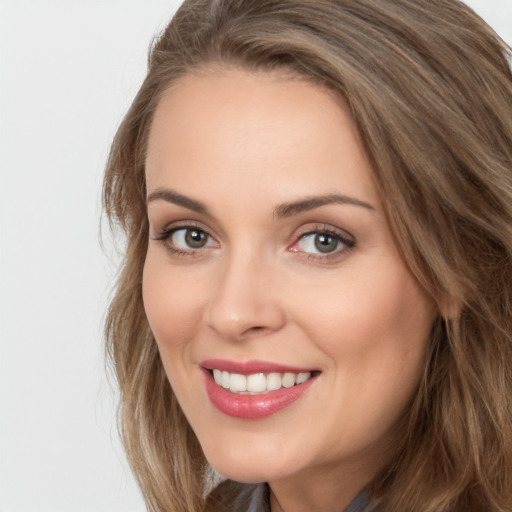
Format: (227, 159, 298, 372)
(147, 188, 211, 216)
(273, 194, 375, 218)
(146, 188, 374, 217)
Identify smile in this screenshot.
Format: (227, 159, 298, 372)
(201, 360, 319, 419)
(212, 369, 312, 394)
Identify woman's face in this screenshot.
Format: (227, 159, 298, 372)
(143, 68, 436, 485)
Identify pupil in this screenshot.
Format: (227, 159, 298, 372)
(185, 229, 207, 248)
(314, 234, 338, 253)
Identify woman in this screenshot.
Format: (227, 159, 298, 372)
(103, 0, 512, 510)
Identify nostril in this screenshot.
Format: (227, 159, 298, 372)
(239, 325, 268, 338)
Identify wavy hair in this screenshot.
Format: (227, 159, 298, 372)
(103, 1, 512, 510)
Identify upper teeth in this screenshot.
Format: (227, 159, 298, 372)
(212, 369, 312, 394)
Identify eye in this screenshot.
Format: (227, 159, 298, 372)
(300, 232, 340, 253)
(290, 227, 355, 258)
(154, 225, 218, 255)
(171, 228, 214, 249)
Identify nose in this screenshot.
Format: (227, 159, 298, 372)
(203, 252, 286, 341)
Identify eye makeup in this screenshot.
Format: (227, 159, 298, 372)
(152, 219, 356, 263)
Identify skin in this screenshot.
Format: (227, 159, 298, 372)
(143, 68, 437, 512)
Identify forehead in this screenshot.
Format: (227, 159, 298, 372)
(145, 68, 379, 211)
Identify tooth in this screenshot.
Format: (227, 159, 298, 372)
(229, 373, 247, 392)
(247, 373, 267, 393)
(221, 371, 230, 389)
(266, 372, 282, 391)
(214, 369, 312, 393)
(296, 372, 311, 384)
(213, 369, 222, 385)
(282, 372, 296, 388)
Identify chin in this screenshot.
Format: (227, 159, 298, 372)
(213, 465, 271, 484)
(203, 442, 299, 484)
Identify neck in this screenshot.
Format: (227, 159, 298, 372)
(268, 463, 373, 512)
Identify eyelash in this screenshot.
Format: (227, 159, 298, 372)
(153, 222, 214, 258)
(291, 226, 355, 262)
(153, 223, 355, 261)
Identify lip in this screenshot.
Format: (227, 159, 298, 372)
(201, 358, 315, 375)
(200, 360, 319, 420)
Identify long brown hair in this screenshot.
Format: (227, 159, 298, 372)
(103, 1, 512, 510)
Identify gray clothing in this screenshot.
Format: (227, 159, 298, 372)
(344, 488, 376, 512)
(207, 480, 378, 511)
(242, 483, 377, 512)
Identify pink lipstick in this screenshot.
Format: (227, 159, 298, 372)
(201, 359, 318, 420)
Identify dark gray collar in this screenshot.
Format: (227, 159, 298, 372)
(244, 483, 375, 512)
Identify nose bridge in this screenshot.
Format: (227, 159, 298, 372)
(203, 245, 284, 340)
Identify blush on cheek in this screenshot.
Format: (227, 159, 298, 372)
(142, 257, 207, 350)
(310, 266, 433, 374)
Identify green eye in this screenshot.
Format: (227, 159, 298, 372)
(292, 228, 355, 259)
(298, 232, 344, 254)
(171, 228, 215, 250)
(312, 233, 339, 253)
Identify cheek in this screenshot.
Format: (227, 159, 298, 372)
(291, 267, 434, 454)
(142, 251, 205, 353)
(292, 261, 434, 359)
(288, 260, 434, 417)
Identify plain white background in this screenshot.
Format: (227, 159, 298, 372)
(0, 2, 510, 511)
